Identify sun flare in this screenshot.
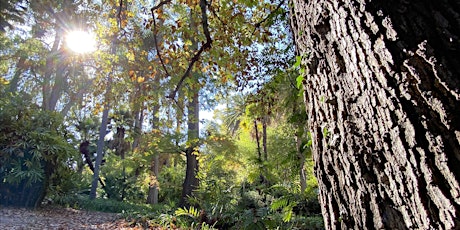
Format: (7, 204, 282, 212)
(66, 30, 96, 54)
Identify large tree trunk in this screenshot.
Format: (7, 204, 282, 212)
(290, 0, 460, 229)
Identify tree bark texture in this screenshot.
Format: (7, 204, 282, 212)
(290, 0, 460, 229)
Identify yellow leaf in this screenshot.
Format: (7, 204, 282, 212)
(137, 76, 145, 83)
(0, 77, 9, 85)
(129, 70, 135, 77)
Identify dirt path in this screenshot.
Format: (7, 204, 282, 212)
(0, 206, 135, 229)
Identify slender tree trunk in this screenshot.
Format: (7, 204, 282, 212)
(180, 78, 200, 207)
(179, 9, 202, 207)
(254, 120, 262, 161)
(262, 116, 268, 161)
(89, 74, 112, 200)
(46, 65, 68, 111)
(290, 0, 460, 229)
(147, 154, 160, 204)
(42, 33, 60, 110)
(131, 104, 144, 151)
(147, 105, 160, 205)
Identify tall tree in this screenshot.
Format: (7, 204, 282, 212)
(290, 0, 460, 229)
(179, 7, 202, 206)
(148, 0, 291, 206)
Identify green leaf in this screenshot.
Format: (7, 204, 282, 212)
(271, 197, 288, 211)
(296, 75, 304, 89)
(293, 55, 301, 68)
(175, 206, 200, 219)
(282, 209, 293, 222)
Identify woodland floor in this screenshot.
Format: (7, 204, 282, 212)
(0, 206, 147, 229)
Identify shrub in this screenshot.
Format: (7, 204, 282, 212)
(0, 92, 77, 207)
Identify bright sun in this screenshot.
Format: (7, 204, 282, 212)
(66, 30, 96, 54)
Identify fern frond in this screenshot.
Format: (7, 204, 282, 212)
(270, 197, 289, 211)
(175, 206, 200, 219)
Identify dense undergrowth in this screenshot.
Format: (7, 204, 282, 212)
(53, 190, 323, 230)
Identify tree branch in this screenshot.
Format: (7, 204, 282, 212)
(167, 0, 212, 99)
(117, 0, 123, 28)
(150, 7, 172, 80)
(252, 0, 285, 35)
(151, 0, 172, 11)
(150, 0, 213, 100)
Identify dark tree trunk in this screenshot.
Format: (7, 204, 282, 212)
(180, 82, 200, 207)
(254, 120, 262, 161)
(79, 141, 105, 188)
(262, 116, 268, 161)
(179, 9, 201, 207)
(290, 0, 460, 229)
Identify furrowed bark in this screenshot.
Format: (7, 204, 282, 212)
(290, 0, 460, 229)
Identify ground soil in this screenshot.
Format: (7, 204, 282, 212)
(0, 206, 138, 229)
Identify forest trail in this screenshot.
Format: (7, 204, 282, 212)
(0, 206, 142, 229)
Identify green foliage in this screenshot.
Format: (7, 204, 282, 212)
(0, 92, 78, 207)
(101, 153, 147, 202)
(158, 162, 186, 204)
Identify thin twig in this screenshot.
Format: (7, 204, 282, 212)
(252, 0, 285, 35)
